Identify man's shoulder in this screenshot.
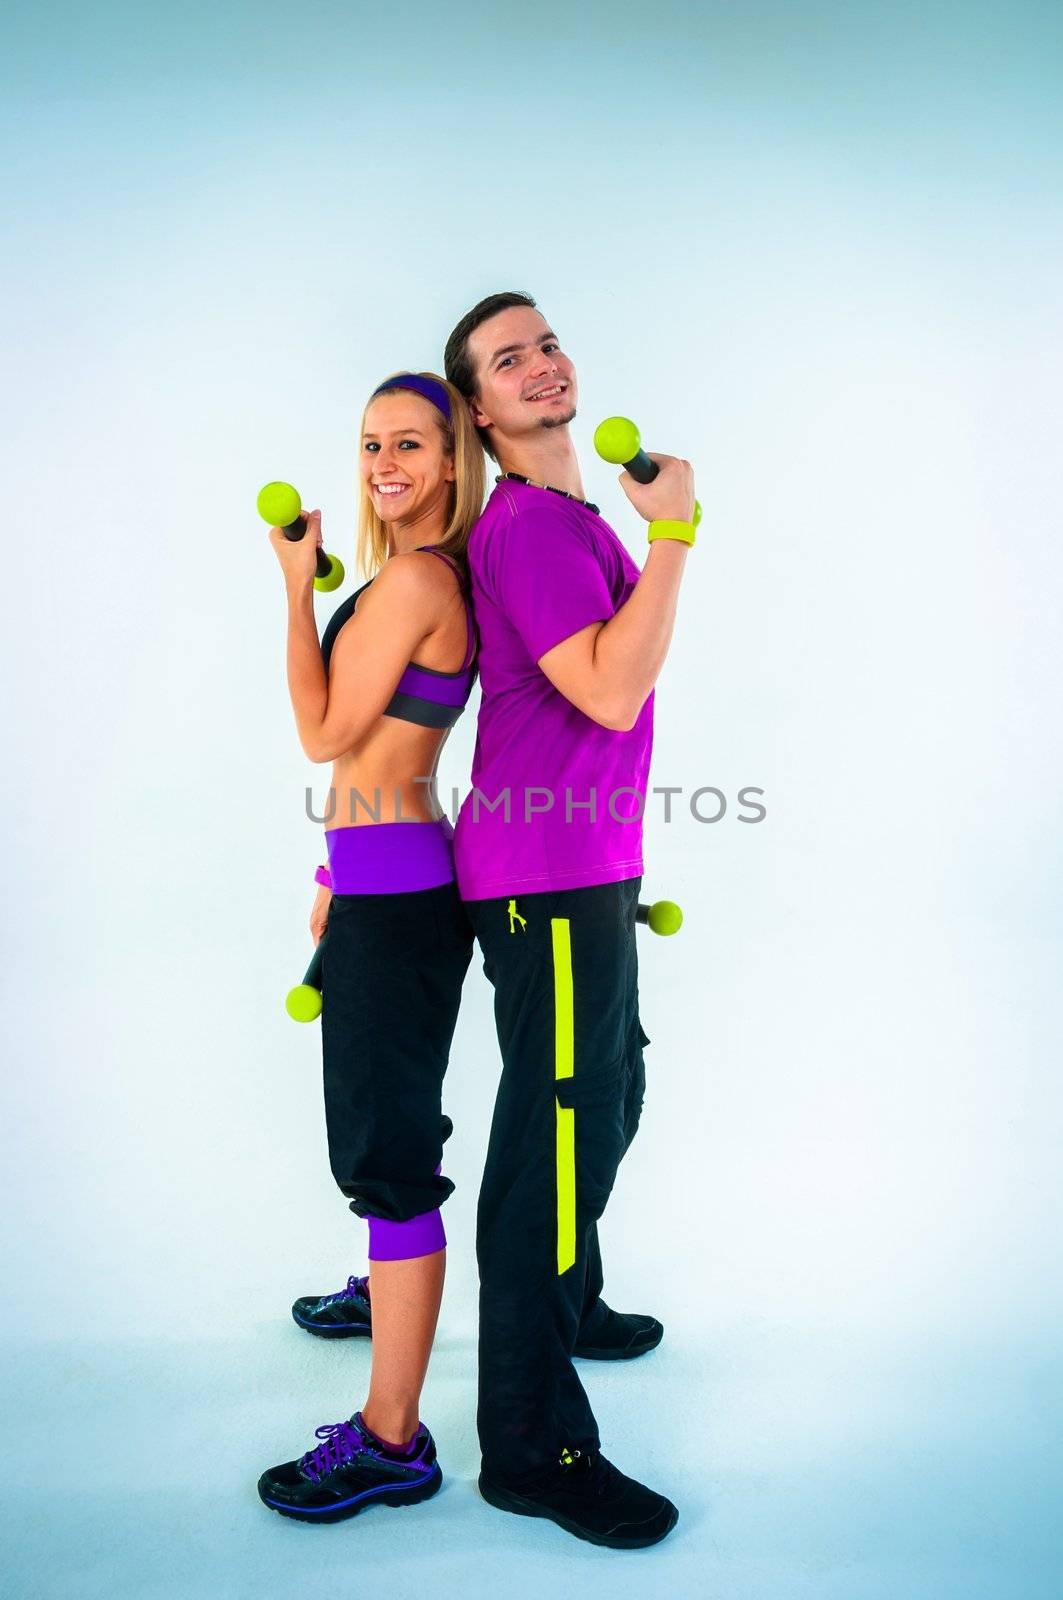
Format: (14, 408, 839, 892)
(471, 482, 603, 553)
(470, 480, 523, 542)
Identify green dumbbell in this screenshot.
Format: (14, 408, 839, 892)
(286, 933, 327, 1022)
(636, 899, 683, 936)
(257, 480, 345, 593)
(593, 417, 702, 528)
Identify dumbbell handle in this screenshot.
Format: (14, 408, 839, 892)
(280, 514, 334, 582)
(301, 936, 326, 991)
(285, 930, 329, 1022)
(623, 450, 659, 486)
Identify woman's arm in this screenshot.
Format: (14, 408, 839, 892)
(283, 578, 329, 756)
(283, 553, 442, 763)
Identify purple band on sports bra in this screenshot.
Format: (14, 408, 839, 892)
(371, 374, 452, 421)
(325, 817, 456, 893)
(392, 662, 471, 706)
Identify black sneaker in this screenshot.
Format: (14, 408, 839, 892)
(574, 1301, 664, 1362)
(258, 1412, 441, 1523)
(478, 1446, 678, 1549)
(291, 1274, 372, 1339)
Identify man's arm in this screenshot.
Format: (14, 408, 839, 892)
(537, 537, 689, 731)
(538, 453, 696, 731)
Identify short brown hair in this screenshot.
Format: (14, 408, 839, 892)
(444, 291, 537, 461)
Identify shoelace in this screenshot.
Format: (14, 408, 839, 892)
(559, 1446, 611, 1497)
(319, 1274, 369, 1307)
(301, 1417, 429, 1482)
(300, 1421, 368, 1482)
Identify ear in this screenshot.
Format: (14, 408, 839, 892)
(468, 395, 491, 430)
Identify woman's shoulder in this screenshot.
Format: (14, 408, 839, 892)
(358, 551, 459, 618)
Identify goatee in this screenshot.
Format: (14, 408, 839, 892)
(539, 405, 577, 430)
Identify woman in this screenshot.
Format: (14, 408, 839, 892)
(259, 371, 484, 1523)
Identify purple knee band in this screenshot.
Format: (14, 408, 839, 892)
(368, 1208, 447, 1262)
(367, 1161, 448, 1262)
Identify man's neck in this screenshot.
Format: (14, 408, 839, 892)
(495, 431, 585, 500)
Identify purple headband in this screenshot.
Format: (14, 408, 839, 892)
(371, 373, 452, 421)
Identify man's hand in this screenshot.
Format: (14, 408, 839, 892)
(618, 453, 695, 525)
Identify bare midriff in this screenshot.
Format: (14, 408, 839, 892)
(323, 593, 469, 832)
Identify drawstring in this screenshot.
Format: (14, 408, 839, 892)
(507, 898, 527, 935)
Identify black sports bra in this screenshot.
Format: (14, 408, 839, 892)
(319, 546, 478, 730)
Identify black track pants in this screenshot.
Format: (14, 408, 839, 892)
(466, 875, 650, 1487)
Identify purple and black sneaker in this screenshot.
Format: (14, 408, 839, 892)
(291, 1274, 372, 1339)
(258, 1412, 441, 1523)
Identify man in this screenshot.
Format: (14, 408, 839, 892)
(443, 292, 697, 1549)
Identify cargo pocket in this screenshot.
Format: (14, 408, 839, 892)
(553, 1053, 629, 1109)
(549, 915, 629, 1275)
(554, 1049, 627, 1252)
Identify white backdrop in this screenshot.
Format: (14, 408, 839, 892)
(2, 3, 1061, 1597)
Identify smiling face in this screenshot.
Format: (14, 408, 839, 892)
(465, 305, 578, 456)
(359, 390, 455, 526)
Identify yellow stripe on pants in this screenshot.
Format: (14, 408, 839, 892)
(551, 918, 576, 1275)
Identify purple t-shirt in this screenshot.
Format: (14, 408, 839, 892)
(453, 478, 653, 900)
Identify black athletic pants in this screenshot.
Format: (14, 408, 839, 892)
(320, 881, 474, 1222)
(466, 875, 649, 1487)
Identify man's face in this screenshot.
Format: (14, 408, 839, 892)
(466, 306, 578, 449)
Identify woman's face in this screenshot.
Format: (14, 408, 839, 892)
(360, 390, 455, 527)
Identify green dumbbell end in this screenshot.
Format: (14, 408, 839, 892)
(314, 554, 345, 592)
(286, 983, 323, 1022)
(648, 899, 683, 936)
(693, 500, 702, 528)
(257, 481, 303, 527)
(594, 416, 641, 465)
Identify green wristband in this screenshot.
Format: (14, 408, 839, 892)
(647, 519, 696, 547)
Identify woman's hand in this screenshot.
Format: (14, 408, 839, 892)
(310, 883, 332, 944)
(269, 508, 323, 589)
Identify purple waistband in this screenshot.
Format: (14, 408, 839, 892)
(325, 818, 456, 893)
